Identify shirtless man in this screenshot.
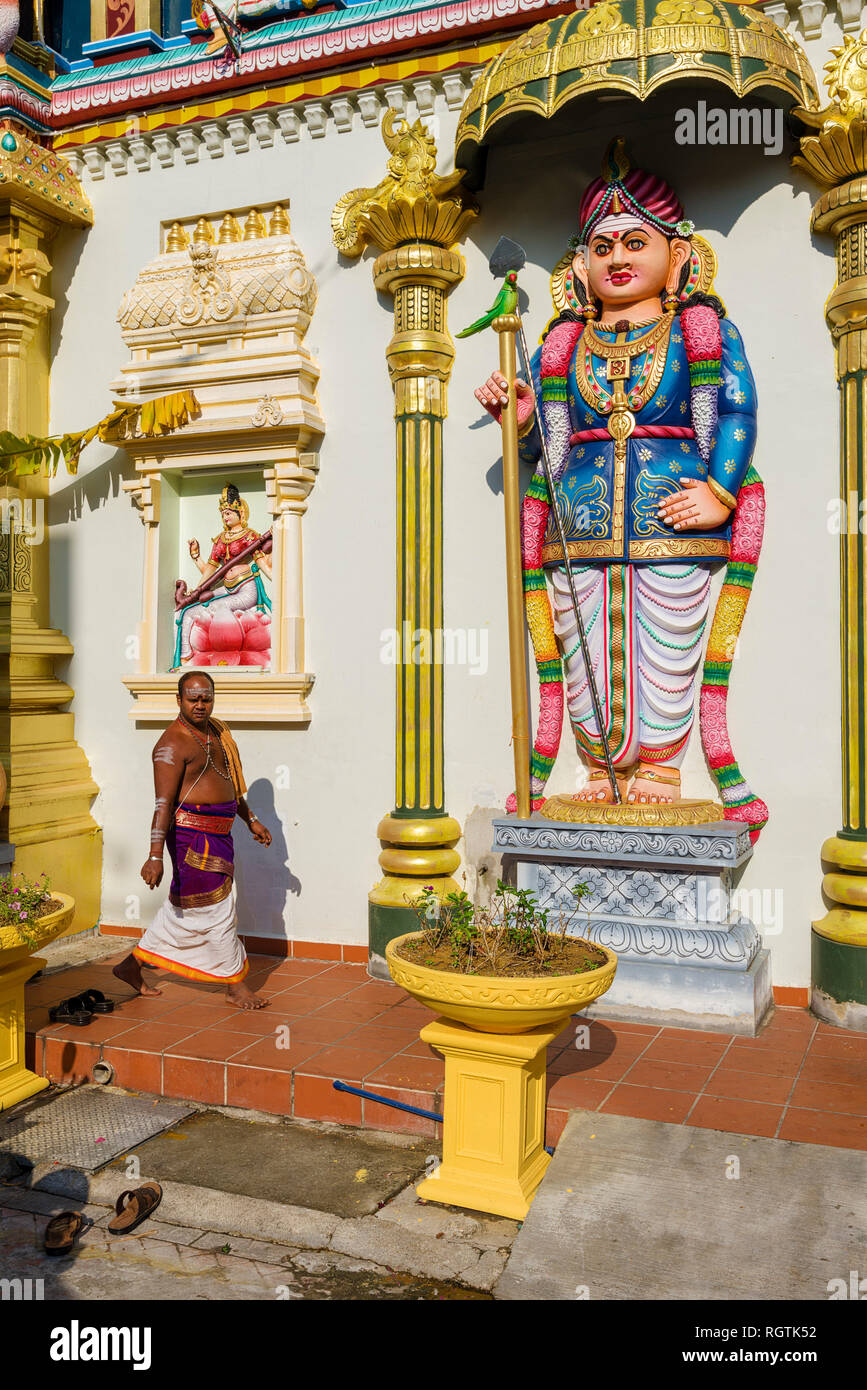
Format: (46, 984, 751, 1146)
(113, 672, 272, 1010)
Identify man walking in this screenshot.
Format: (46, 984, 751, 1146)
(113, 672, 272, 1010)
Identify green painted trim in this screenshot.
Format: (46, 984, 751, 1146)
(812, 928, 867, 1009)
(369, 900, 420, 964)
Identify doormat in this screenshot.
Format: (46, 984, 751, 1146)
(0, 1086, 193, 1173)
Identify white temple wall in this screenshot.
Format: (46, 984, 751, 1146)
(48, 78, 842, 986)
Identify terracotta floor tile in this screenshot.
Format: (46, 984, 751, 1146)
(398, 1039, 440, 1061)
(108, 995, 189, 1020)
(601, 1083, 695, 1123)
(686, 1095, 784, 1138)
(204, 1008, 300, 1038)
(344, 981, 402, 1005)
(299, 1045, 399, 1082)
(162, 1055, 225, 1105)
(777, 1107, 867, 1150)
(294, 1073, 362, 1125)
(286, 1017, 357, 1046)
(263, 959, 332, 978)
(731, 1031, 811, 1057)
(799, 1054, 867, 1088)
(38, 1013, 138, 1044)
(625, 1058, 716, 1093)
(546, 1109, 569, 1147)
(42, 1037, 99, 1083)
(715, 1048, 804, 1078)
(549, 1051, 638, 1081)
(227, 1037, 325, 1073)
(643, 1036, 731, 1066)
(789, 1077, 867, 1117)
(158, 1002, 243, 1027)
(342, 1023, 419, 1051)
(315, 964, 367, 983)
(808, 1032, 867, 1062)
(365, 1056, 444, 1090)
(703, 1068, 795, 1105)
(226, 1064, 293, 1116)
(165, 1029, 253, 1062)
(113, 1021, 199, 1053)
(762, 1008, 817, 1035)
(277, 977, 358, 1002)
(308, 999, 394, 1025)
(546, 1073, 615, 1110)
(102, 1046, 163, 1095)
(593, 1018, 662, 1035)
(359, 1086, 440, 1137)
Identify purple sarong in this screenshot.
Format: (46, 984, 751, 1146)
(168, 800, 237, 909)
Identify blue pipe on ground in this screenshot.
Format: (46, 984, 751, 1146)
(332, 1080, 554, 1154)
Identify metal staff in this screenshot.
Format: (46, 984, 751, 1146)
(491, 238, 622, 804)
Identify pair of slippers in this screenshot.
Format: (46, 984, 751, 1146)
(44, 1183, 163, 1255)
(49, 989, 114, 1027)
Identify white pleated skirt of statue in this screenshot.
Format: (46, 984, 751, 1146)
(551, 562, 711, 769)
(134, 883, 248, 984)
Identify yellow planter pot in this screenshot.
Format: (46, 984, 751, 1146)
(386, 932, 617, 1220)
(0, 892, 75, 1112)
(385, 933, 618, 1034)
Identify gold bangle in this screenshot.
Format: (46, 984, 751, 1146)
(636, 765, 681, 786)
(707, 477, 737, 510)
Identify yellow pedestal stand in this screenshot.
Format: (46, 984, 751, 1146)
(415, 1016, 560, 1221)
(0, 953, 49, 1111)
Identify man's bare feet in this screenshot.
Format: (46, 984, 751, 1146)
(112, 954, 162, 997)
(627, 765, 681, 805)
(227, 979, 268, 1011)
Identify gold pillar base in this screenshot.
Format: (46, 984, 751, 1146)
(0, 954, 49, 1113)
(815, 836, 867, 946)
(369, 813, 462, 908)
(415, 1015, 557, 1221)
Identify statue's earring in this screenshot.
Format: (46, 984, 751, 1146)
(662, 290, 679, 313)
(581, 297, 599, 321)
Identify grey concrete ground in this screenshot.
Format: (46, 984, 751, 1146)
(0, 1104, 518, 1297)
(496, 1110, 867, 1301)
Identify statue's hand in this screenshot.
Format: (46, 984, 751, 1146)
(658, 478, 732, 532)
(474, 371, 535, 427)
(189, 538, 200, 560)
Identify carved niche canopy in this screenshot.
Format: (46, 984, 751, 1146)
(111, 204, 325, 723)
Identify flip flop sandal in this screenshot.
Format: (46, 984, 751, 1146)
(49, 996, 93, 1027)
(107, 1183, 162, 1235)
(79, 989, 115, 1014)
(44, 1211, 91, 1256)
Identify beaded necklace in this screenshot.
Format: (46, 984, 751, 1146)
(576, 313, 673, 415)
(176, 714, 233, 792)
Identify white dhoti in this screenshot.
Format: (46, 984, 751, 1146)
(551, 562, 711, 770)
(134, 883, 248, 984)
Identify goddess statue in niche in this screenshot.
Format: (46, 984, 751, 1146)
(172, 483, 273, 670)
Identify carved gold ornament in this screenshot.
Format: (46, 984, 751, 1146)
(332, 109, 477, 257)
(793, 30, 867, 187)
(540, 795, 726, 826)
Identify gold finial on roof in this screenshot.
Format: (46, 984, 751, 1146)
(165, 221, 189, 253)
(269, 204, 290, 236)
(193, 216, 215, 244)
(243, 208, 267, 240)
(217, 213, 242, 244)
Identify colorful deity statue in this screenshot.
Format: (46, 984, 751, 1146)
(475, 142, 767, 837)
(193, 0, 317, 54)
(173, 482, 273, 670)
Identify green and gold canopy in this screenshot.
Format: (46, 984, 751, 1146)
(455, 0, 818, 170)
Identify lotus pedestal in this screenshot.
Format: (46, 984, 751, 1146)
(0, 893, 75, 1112)
(386, 933, 617, 1221)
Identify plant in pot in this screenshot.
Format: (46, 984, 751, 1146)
(385, 880, 617, 1220)
(0, 870, 75, 1111)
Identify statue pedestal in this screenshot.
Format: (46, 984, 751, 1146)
(493, 814, 772, 1037)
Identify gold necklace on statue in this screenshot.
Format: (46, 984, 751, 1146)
(576, 312, 674, 417)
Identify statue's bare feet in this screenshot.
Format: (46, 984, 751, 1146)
(112, 954, 162, 997)
(574, 772, 626, 804)
(227, 980, 268, 1011)
(205, 26, 227, 54)
(627, 765, 681, 805)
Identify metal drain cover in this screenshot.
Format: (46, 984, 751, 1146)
(0, 1087, 193, 1172)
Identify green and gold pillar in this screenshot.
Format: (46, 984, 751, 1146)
(0, 128, 102, 936)
(796, 47, 867, 1029)
(332, 112, 477, 973)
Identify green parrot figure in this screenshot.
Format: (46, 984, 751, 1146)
(456, 271, 519, 338)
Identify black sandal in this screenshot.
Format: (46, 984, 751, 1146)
(79, 989, 114, 1015)
(49, 995, 93, 1027)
